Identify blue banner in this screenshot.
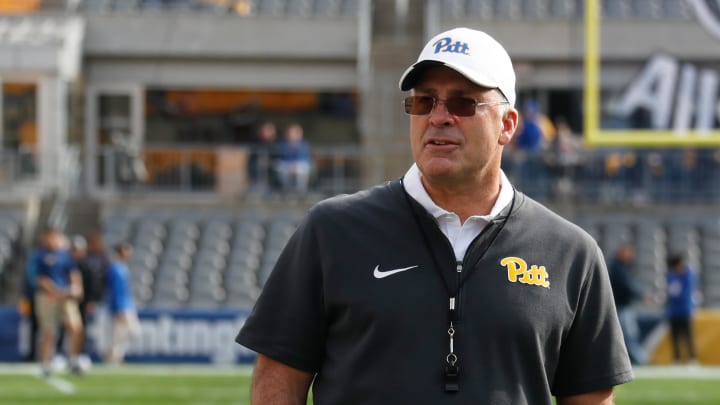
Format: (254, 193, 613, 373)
(0, 307, 23, 362)
(0, 306, 257, 364)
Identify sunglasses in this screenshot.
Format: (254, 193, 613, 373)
(403, 96, 508, 117)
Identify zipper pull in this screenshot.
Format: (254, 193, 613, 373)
(449, 297, 458, 321)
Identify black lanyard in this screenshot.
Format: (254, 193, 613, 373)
(401, 179, 515, 393)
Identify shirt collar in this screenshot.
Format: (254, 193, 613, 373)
(403, 163, 514, 221)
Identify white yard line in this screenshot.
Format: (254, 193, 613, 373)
(0, 363, 254, 376)
(2, 363, 718, 380)
(38, 374, 76, 394)
(633, 365, 720, 379)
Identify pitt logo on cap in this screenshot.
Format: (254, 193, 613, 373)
(432, 37, 470, 55)
(500, 257, 550, 288)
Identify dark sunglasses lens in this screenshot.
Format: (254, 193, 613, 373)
(405, 96, 434, 115)
(445, 97, 476, 116)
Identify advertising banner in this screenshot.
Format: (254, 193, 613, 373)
(0, 306, 257, 364)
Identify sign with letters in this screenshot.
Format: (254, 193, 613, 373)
(0, 306, 257, 364)
(584, 0, 720, 146)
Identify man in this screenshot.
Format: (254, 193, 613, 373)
(248, 121, 279, 192)
(608, 243, 648, 365)
(34, 228, 84, 376)
(275, 122, 312, 193)
(105, 242, 140, 364)
(666, 254, 698, 364)
(236, 27, 632, 404)
(77, 233, 109, 357)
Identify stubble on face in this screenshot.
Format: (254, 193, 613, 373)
(409, 69, 510, 194)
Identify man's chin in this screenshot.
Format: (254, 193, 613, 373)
(418, 159, 459, 178)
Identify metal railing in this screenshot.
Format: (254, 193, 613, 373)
(91, 144, 374, 197)
(91, 144, 720, 204)
(4, 145, 720, 205)
(504, 147, 720, 204)
(433, 0, 693, 20)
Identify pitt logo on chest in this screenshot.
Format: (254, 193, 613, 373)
(500, 257, 550, 288)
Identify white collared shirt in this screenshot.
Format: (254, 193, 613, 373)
(403, 164, 514, 261)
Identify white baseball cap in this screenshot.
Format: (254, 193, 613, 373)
(399, 27, 516, 107)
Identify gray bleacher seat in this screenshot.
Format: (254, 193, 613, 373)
(599, 218, 634, 260)
(103, 213, 134, 246)
(225, 267, 258, 290)
(160, 251, 193, 272)
(198, 238, 231, 257)
(700, 221, 720, 307)
(152, 279, 189, 308)
(112, 0, 141, 12)
(603, 0, 633, 17)
(313, 0, 343, 17)
(228, 252, 260, 272)
(203, 220, 232, 239)
(0, 215, 21, 243)
(79, 0, 113, 12)
(225, 284, 259, 308)
(549, 0, 580, 18)
(234, 219, 266, 240)
(493, 0, 522, 19)
(634, 219, 665, 291)
(0, 209, 20, 280)
(666, 219, 702, 270)
(523, 0, 550, 18)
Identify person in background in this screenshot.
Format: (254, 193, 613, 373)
(19, 229, 53, 362)
(77, 232, 109, 358)
(105, 242, 140, 365)
(237, 27, 632, 404)
(514, 100, 545, 153)
(34, 227, 84, 376)
(247, 121, 279, 192)
(608, 243, 649, 365)
(666, 254, 698, 364)
(275, 122, 312, 194)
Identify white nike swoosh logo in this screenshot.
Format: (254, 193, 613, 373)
(373, 265, 419, 279)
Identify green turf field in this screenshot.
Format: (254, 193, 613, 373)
(1, 365, 719, 404)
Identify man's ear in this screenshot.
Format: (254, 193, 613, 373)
(498, 108, 519, 145)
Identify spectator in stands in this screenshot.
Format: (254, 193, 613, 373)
(507, 99, 553, 199)
(77, 233, 109, 358)
(547, 117, 583, 200)
(34, 227, 84, 376)
(237, 27, 632, 404)
(514, 99, 545, 152)
(275, 122, 312, 194)
(665, 254, 698, 364)
(247, 121, 278, 193)
(608, 243, 649, 365)
(105, 242, 140, 365)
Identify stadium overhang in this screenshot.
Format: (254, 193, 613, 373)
(0, 16, 84, 80)
(0, 17, 85, 194)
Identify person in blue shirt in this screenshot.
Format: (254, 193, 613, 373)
(20, 232, 47, 362)
(105, 242, 140, 365)
(34, 228, 84, 376)
(515, 100, 544, 152)
(666, 254, 698, 364)
(274, 122, 312, 193)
